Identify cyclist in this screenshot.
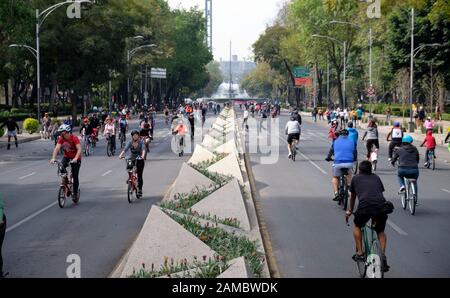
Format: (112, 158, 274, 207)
(172, 119, 186, 157)
(103, 117, 116, 153)
(362, 120, 379, 160)
(139, 117, 152, 153)
(285, 116, 301, 159)
(119, 114, 128, 144)
(346, 160, 390, 272)
(325, 120, 339, 162)
(201, 104, 207, 127)
(243, 109, 249, 131)
(331, 129, 356, 202)
(119, 130, 146, 197)
(188, 113, 195, 140)
(79, 117, 94, 147)
(0, 117, 20, 150)
(387, 122, 404, 161)
(391, 135, 419, 193)
(50, 124, 82, 203)
(420, 130, 436, 168)
(164, 105, 170, 125)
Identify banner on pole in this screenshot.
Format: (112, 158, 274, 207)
(295, 78, 312, 87)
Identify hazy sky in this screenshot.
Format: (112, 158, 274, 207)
(167, 0, 285, 61)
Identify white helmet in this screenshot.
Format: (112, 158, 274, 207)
(58, 124, 72, 133)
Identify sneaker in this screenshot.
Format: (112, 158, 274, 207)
(0, 271, 9, 278)
(137, 189, 143, 197)
(352, 254, 365, 262)
(388, 158, 392, 162)
(288, 154, 292, 159)
(424, 162, 429, 167)
(399, 186, 405, 193)
(15, 142, 18, 148)
(333, 192, 340, 202)
(325, 157, 333, 162)
(72, 193, 79, 204)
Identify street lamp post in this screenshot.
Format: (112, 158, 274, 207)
(127, 44, 157, 106)
(312, 34, 347, 108)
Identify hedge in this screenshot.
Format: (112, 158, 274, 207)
(23, 118, 40, 134)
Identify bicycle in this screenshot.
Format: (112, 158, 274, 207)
(289, 140, 298, 162)
(175, 134, 185, 157)
(351, 218, 385, 278)
(106, 134, 115, 157)
(353, 158, 359, 175)
(54, 161, 80, 208)
(119, 130, 126, 149)
(81, 131, 91, 157)
(400, 177, 418, 215)
(369, 147, 378, 171)
(425, 149, 435, 171)
(338, 169, 350, 211)
(125, 158, 142, 203)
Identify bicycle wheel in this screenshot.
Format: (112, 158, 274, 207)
(58, 186, 66, 209)
(127, 183, 134, 204)
(353, 161, 359, 175)
(292, 147, 296, 162)
(432, 155, 435, 171)
(367, 239, 384, 278)
(107, 141, 112, 157)
(401, 188, 407, 210)
(409, 182, 416, 215)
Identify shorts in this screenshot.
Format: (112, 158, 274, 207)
(7, 130, 17, 137)
(332, 163, 353, 177)
(287, 133, 300, 145)
(354, 210, 388, 233)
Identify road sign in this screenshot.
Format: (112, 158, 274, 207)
(295, 78, 312, 87)
(368, 85, 376, 97)
(293, 67, 310, 78)
(151, 68, 166, 79)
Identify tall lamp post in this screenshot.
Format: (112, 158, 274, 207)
(127, 44, 157, 106)
(312, 34, 347, 109)
(10, 1, 94, 123)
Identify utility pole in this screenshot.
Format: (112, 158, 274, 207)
(229, 40, 232, 100)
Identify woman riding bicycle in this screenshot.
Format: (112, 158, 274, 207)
(103, 117, 116, 152)
(391, 135, 420, 193)
(139, 117, 152, 152)
(362, 120, 379, 160)
(119, 130, 146, 197)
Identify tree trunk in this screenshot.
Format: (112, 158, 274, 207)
(71, 92, 78, 125)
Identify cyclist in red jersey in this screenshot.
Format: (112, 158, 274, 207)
(50, 124, 82, 203)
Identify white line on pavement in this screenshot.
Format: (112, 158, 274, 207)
(279, 135, 328, 175)
(6, 201, 58, 233)
(442, 189, 450, 194)
(101, 170, 112, 177)
(387, 220, 408, 236)
(19, 172, 36, 180)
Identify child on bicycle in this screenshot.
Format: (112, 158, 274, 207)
(420, 130, 436, 168)
(172, 119, 186, 157)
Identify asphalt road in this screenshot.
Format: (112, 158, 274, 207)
(0, 115, 209, 278)
(242, 110, 450, 278)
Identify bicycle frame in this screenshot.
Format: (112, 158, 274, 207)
(360, 219, 384, 278)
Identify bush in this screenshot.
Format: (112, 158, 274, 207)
(0, 127, 4, 137)
(23, 118, 40, 134)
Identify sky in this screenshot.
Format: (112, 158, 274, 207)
(167, 0, 285, 61)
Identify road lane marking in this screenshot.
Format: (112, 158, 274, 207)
(6, 201, 58, 233)
(442, 189, 450, 194)
(101, 170, 112, 177)
(19, 172, 36, 180)
(387, 220, 408, 236)
(279, 135, 328, 175)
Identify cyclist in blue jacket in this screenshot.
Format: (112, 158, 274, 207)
(331, 129, 356, 201)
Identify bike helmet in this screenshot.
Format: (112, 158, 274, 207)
(131, 130, 140, 136)
(58, 124, 72, 133)
(393, 122, 400, 127)
(402, 135, 413, 144)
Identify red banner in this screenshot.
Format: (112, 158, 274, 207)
(295, 78, 312, 87)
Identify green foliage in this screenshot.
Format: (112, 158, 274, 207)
(0, 127, 4, 137)
(23, 118, 39, 134)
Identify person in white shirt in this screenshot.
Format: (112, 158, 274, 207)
(285, 116, 302, 159)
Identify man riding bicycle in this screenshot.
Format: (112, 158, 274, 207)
(50, 124, 82, 203)
(346, 160, 390, 272)
(331, 129, 356, 202)
(391, 135, 420, 193)
(79, 117, 94, 145)
(119, 130, 146, 197)
(285, 116, 301, 159)
(387, 122, 403, 161)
